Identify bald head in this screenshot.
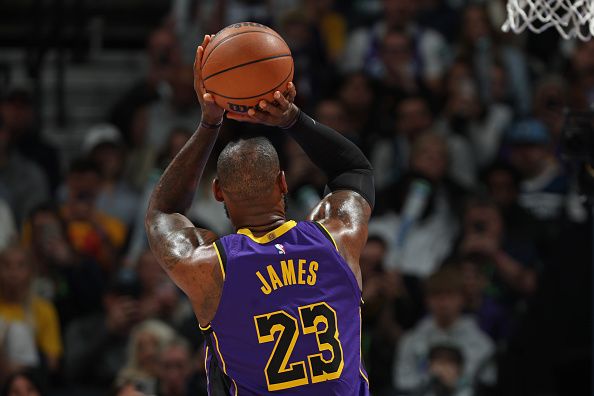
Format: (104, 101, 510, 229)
(216, 137, 280, 201)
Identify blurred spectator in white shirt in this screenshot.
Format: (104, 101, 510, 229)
(394, 267, 495, 392)
(370, 133, 462, 277)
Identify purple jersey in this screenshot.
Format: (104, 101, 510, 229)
(202, 220, 369, 395)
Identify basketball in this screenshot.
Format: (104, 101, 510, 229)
(200, 22, 294, 113)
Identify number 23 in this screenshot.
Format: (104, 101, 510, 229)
(253, 302, 344, 391)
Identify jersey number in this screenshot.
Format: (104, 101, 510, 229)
(254, 302, 344, 391)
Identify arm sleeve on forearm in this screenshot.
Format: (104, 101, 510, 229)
(286, 110, 375, 209)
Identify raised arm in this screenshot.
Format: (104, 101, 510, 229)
(145, 35, 225, 324)
(227, 85, 374, 288)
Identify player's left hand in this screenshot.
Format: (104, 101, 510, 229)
(226, 82, 299, 128)
(194, 34, 225, 125)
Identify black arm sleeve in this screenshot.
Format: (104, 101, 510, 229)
(285, 109, 375, 209)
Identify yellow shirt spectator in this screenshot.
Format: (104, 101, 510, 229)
(0, 295, 63, 360)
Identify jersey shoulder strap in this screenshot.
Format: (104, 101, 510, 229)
(213, 239, 227, 279)
(311, 221, 339, 250)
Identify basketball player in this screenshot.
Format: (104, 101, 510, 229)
(145, 35, 374, 395)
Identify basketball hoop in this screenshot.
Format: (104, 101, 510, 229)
(502, 0, 594, 40)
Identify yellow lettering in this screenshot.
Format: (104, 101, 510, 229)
(307, 261, 318, 285)
(280, 260, 296, 286)
(298, 259, 306, 285)
(267, 265, 284, 290)
(256, 271, 272, 295)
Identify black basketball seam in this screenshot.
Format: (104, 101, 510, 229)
(203, 54, 292, 82)
(206, 63, 293, 100)
(201, 30, 286, 69)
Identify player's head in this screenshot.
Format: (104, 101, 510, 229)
(213, 137, 287, 226)
(0, 245, 35, 302)
(425, 267, 464, 328)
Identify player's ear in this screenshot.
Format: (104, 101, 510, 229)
(212, 178, 225, 202)
(278, 171, 288, 194)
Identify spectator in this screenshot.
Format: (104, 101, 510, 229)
(377, 30, 431, 104)
(135, 250, 195, 342)
(0, 370, 44, 396)
(279, 10, 332, 106)
(393, 267, 495, 392)
(0, 197, 16, 250)
(456, 253, 512, 342)
(117, 320, 177, 395)
(108, 382, 147, 396)
(568, 40, 594, 109)
(0, 89, 60, 191)
(146, 65, 200, 151)
(0, 318, 39, 374)
(416, 0, 460, 43)
(60, 158, 127, 271)
(82, 124, 139, 227)
(360, 235, 423, 392)
(64, 269, 144, 389)
(532, 75, 568, 149)
(283, 137, 324, 221)
(457, 4, 531, 115)
(0, 117, 49, 227)
(158, 338, 199, 396)
(121, 105, 156, 192)
(371, 133, 462, 277)
(302, 0, 347, 62)
(435, 59, 513, 186)
(315, 99, 358, 144)
(0, 245, 63, 371)
(371, 95, 434, 188)
(458, 196, 538, 298)
(110, 27, 182, 137)
(412, 344, 473, 396)
(342, 0, 449, 91)
(21, 203, 104, 326)
(506, 119, 585, 226)
(337, 72, 380, 150)
(482, 162, 541, 243)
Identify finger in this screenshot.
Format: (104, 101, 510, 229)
(286, 82, 297, 103)
(194, 47, 208, 97)
(203, 93, 216, 103)
(258, 100, 284, 117)
(273, 90, 290, 111)
(201, 34, 211, 49)
(247, 107, 274, 123)
(226, 112, 260, 124)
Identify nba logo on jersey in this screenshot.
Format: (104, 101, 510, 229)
(274, 243, 286, 254)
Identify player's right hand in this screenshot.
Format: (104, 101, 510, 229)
(227, 82, 299, 128)
(194, 34, 225, 125)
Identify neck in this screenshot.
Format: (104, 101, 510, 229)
(235, 213, 287, 236)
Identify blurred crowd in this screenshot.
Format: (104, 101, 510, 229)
(0, 0, 592, 395)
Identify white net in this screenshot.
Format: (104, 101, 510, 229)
(502, 0, 594, 40)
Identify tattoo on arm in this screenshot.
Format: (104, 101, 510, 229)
(309, 190, 371, 229)
(145, 125, 220, 270)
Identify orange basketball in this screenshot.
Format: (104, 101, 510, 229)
(201, 22, 294, 113)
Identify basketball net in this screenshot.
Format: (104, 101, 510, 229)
(502, 0, 594, 40)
